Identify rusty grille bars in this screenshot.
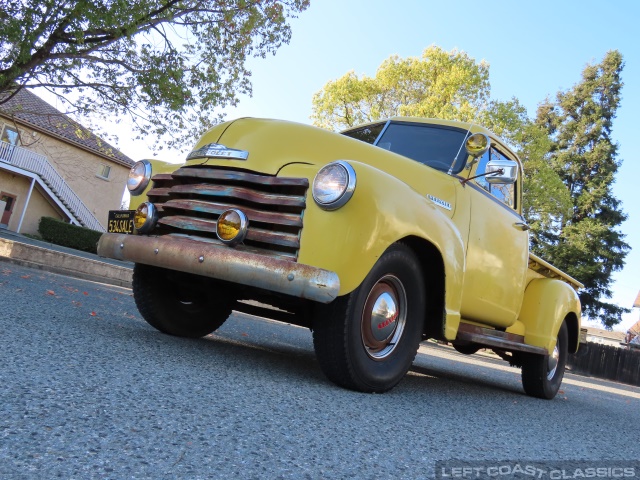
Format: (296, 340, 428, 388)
(147, 166, 309, 261)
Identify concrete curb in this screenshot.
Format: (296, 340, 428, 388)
(0, 237, 133, 288)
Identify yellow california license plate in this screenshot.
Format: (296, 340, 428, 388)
(107, 210, 135, 234)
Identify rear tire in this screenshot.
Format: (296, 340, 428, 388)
(521, 321, 568, 399)
(132, 264, 235, 338)
(312, 244, 426, 393)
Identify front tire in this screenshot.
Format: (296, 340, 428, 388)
(521, 321, 568, 399)
(132, 264, 236, 338)
(312, 244, 426, 393)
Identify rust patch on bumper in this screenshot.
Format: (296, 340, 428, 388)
(97, 233, 339, 303)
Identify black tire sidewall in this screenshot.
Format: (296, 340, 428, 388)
(345, 244, 426, 391)
(547, 321, 569, 396)
(133, 264, 233, 338)
(522, 321, 568, 399)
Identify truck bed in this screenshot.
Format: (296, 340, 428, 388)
(528, 253, 584, 291)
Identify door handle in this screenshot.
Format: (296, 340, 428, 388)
(514, 221, 530, 231)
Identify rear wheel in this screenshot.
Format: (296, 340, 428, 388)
(521, 321, 568, 399)
(312, 244, 426, 393)
(132, 264, 235, 338)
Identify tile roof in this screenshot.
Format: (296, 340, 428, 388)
(585, 327, 626, 341)
(0, 88, 134, 167)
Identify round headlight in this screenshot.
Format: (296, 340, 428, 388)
(127, 160, 152, 196)
(312, 161, 356, 210)
(133, 202, 158, 234)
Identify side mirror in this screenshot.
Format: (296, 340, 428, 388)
(465, 133, 490, 158)
(486, 158, 518, 184)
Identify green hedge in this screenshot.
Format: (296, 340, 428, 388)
(38, 217, 103, 254)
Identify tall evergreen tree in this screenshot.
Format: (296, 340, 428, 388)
(534, 50, 629, 328)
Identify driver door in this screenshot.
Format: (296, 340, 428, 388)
(460, 147, 529, 328)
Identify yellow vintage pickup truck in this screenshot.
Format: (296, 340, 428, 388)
(98, 117, 582, 399)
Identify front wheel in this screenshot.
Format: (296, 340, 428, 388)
(312, 243, 426, 393)
(521, 321, 568, 399)
(132, 264, 236, 338)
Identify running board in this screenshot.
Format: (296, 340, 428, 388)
(455, 323, 547, 355)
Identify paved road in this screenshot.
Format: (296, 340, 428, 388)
(1, 263, 638, 479)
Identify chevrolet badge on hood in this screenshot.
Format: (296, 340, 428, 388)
(186, 143, 249, 161)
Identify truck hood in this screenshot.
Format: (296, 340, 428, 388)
(185, 118, 447, 182)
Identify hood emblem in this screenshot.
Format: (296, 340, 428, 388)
(186, 143, 249, 161)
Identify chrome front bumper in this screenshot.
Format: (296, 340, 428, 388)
(97, 233, 340, 303)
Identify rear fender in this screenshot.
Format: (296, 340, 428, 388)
(518, 278, 581, 354)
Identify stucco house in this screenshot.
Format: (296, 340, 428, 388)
(625, 291, 640, 347)
(0, 89, 134, 234)
(584, 327, 626, 348)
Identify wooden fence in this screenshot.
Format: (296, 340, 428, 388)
(567, 342, 640, 386)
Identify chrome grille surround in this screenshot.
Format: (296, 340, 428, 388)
(147, 166, 308, 261)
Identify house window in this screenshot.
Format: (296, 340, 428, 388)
(1, 125, 20, 145)
(97, 164, 111, 180)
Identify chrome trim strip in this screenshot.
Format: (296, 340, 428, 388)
(97, 233, 340, 304)
(427, 194, 452, 211)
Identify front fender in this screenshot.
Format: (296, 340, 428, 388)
(280, 160, 465, 327)
(518, 278, 582, 353)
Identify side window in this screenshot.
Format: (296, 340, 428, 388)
(1, 125, 20, 145)
(474, 150, 491, 192)
(473, 147, 516, 209)
(97, 164, 111, 180)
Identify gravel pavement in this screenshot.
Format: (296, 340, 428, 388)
(1, 263, 638, 479)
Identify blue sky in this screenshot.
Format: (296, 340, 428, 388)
(124, 0, 639, 331)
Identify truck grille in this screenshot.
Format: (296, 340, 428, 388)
(147, 166, 308, 261)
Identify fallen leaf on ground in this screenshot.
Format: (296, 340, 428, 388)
(46, 290, 55, 296)
(21, 275, 30, 279)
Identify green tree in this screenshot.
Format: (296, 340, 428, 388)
(311, 46, 573, 250)
(517, 123, 573, 248)
(534, 51, 629, 328)
(311, 46, 495, 131)
(311, 45, 535, 148)
(0, 0, 308, 149)
(311, 46, 627, 327)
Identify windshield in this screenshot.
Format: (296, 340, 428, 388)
(342, 121, 470, 174)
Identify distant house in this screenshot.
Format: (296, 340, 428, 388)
(584, 327, 626, 348)
(625, 291, 640, 347)
(0, 89, 134, 234)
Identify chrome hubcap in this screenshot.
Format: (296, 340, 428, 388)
(547, 344, 560, 380)
(361, 275, 407, 360)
